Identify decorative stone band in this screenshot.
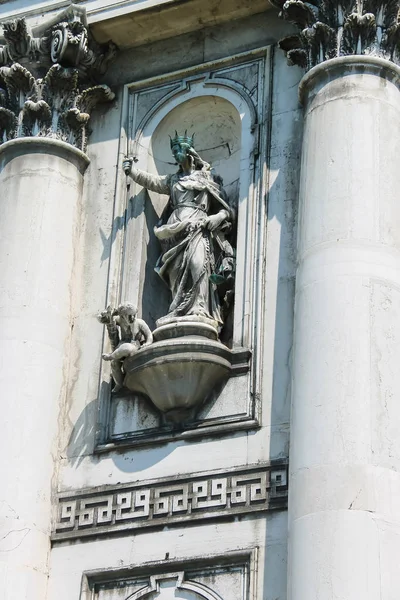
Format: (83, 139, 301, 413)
(298, 54, 400, 106)
(52, 462, 288, 542)
(275, 0, 400, 70)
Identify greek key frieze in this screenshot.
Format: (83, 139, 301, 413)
(52, 462, 288, 541)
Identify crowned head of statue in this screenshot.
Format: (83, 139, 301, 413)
(169, 130, 195, 166)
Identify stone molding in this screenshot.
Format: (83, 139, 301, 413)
(81, 550, 256, 600)
(0, 136, 90, 173)
(0, 0, 175, 22)
(52, 462, 288, 541)
(277, 0, 400, 70)
(298, 54, 400, 104)
(93, 572, 227, 600)
(108, 571, 225, 600)
(0, 5, 116, 152)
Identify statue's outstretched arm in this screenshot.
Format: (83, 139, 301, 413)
(123, 157, 170, 195)
(97, 306, 120, 351)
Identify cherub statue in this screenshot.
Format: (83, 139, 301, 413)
(97, 302, 153, 392)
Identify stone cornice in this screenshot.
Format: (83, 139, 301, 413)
(0, 1, 174, 23)
(0, 4, 116, 153)
(276, 0, 400, 70)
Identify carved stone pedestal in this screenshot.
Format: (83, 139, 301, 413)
(153, 315, 219, 341)
(124, 320, 233, 422)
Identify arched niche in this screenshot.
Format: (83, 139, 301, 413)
(96, 53, 270, 446)
(122, 76, 256, 349)
(150, 95, 241, 205)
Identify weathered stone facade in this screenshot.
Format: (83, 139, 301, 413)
(2, 1, 400, 600)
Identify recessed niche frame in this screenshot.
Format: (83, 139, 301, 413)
(80, 549, 258, 600)
(95, 48, 272, 450)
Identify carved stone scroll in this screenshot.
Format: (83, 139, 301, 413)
(276, 0, 400, 70)
(0, 5, 116, 151)
(0, 5, 117, 79)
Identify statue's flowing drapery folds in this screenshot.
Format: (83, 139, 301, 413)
(131, 165, 233, 324)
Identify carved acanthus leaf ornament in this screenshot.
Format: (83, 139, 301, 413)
(277, 0, 400, 69)
(0, 5, 116, 151)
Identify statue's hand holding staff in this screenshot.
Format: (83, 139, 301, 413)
(187, 147, 210, 170)
(187, 147, 201, 160)
(122, 155, 137, 175)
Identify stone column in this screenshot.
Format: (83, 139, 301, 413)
(0, 138, 88, 599)
(278, 2, 400, 598)
(0, 7, 115, 599)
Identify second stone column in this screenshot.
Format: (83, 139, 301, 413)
(288, 56, 400, 599)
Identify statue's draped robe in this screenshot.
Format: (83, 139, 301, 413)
(131, 167, 231, 323)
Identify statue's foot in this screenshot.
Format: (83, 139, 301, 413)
(112, 383, 123, 393)
(102, 353, 112, 361)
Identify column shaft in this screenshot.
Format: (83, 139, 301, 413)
(0, 138, 88, 599)
(289, 57, 400, 599)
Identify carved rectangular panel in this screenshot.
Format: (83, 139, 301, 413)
(81, 550, 256, 600)
(52, 462, 287, 541)
(96, 48, 272, 452)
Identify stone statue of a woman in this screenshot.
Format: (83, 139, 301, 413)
(123, 133, 234, 329)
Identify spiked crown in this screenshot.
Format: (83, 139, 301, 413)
(170, 130, 194, 148)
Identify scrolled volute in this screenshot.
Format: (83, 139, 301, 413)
(0, 5, 116, 151)
(0, 5, 117, 79)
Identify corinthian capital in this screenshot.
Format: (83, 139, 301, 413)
(276, 0, 400, 70)
(0, 4, 117, 152)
